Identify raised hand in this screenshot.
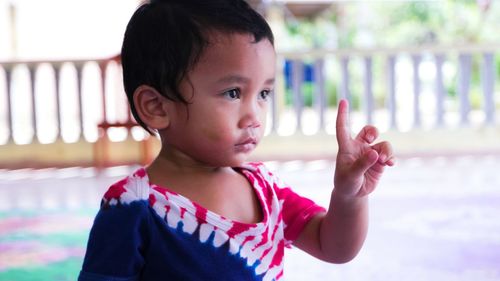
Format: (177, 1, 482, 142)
(334, 99, 394, 198)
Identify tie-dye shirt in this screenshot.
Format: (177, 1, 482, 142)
(79, 162, 325, 281)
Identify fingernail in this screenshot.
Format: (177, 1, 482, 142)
(366, 134, 374, 142)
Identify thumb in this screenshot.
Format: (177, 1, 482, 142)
(350, 149, 379, 177)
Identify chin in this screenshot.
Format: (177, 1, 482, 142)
(226, 158, 249, 168)
(224, 155, 252, 167)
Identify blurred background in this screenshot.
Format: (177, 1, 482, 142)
(0, 0, 499, 280)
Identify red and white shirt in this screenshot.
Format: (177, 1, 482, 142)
(79, 162, 325, 281)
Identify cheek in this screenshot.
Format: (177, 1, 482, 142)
(198, 116, 235, 142)
(201, 127, 224, 141)
(259, 105, 269, 128)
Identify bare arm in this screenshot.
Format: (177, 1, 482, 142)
(294, 99, 394, 263)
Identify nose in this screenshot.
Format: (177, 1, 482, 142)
(238, 100, 262, 129)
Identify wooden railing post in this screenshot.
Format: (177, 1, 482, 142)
(411, 54, 422, 128)
(339, 56, 351, 103)
(271, 56, 287, 134)
(482, 53, 495, 125)
(98, 60, 108, 127)
(269, 78, 279, 134)
(74, 62, 85, 140)
(314, 58, 327, 132)
(457, 54, 472, 126)
(386, 55, 397, 130)
(53, 62, 63, 140)
(27, 63, 38, 142)
(291, 59, 304, 133)
(363, 56, 374, 125)
(4, 65, 14, 143)
(434, 54, 446, 128)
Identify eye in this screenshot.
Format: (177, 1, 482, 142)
(223, 88, 241, 100)
(258, 89, 272, 101)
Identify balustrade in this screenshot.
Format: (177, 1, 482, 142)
(0, 44, 498, 167)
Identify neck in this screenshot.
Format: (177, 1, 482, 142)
(148, 146, 227, 176)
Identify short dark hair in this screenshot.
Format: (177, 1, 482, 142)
(121, 0, 275, 133)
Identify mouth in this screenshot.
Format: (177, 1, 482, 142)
(236, 137, 257, 146)
(235, 137, 258, 153)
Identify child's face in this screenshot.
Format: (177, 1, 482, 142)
(163, 32, 276, 167)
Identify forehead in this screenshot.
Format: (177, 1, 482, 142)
(191, 31, 276, 77)
(201, 31, 274, 62)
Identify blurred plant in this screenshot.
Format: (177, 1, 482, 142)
(280, 0, 499, 110)
(284, 0, 498, 49)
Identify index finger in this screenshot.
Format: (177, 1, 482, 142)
(336, 99, 351, 147)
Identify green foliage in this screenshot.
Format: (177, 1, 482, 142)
(326, 79, 338, 107)
(470, 89, 483, 110)
(371, 57, 389, 109)
(285, 19, 328, 48)
(284, 83, 319, 107)
(280, 0, 500, 112)
(447, 84, 456, 98)
(284, 0, 500, 48)
(284, 87, 292, 106)
(302, 83, 314, 107)
(496, 55, 500, 77)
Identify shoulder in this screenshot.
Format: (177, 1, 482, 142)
(89, 168, 153, 243)
(102, 168, 151, 207)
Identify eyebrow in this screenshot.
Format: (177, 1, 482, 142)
(217, 75, 275, 85)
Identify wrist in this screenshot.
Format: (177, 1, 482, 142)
(329, 189, 368, 215)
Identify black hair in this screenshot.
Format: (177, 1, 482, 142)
(121, 0, 275, 134)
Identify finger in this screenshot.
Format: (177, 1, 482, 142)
(371, 141, 394, 164)
(355, 125, 379, 144)
(385, 157, 396, 166)
(374, 156, 396, 168)
(350, 149, 379, 177)
(335, 99, 351, 148)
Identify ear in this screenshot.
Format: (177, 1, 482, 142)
(133, 85, 170, 130)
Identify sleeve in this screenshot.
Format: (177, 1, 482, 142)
(276, 186, 326, 245)
(260, 164, 326, 246)
(78, 200, 151, 281)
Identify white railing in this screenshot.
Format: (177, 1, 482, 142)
(0, 44, 498, 147)
(275, 44, 498, 135)
(0, 55, 135, 145)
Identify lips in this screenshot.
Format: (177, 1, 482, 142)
(235, 137, 258, 153)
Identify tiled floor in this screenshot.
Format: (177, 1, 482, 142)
(1, 155, 499, 280)
(277, 156, 500, 281)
